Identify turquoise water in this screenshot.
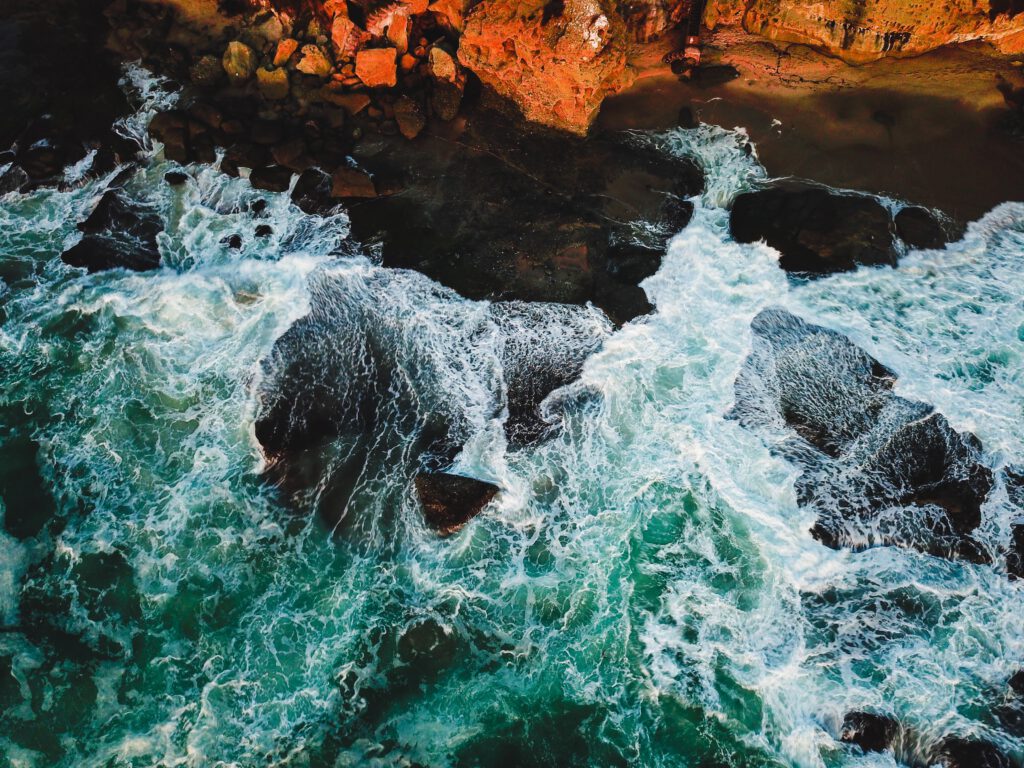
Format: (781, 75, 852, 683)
(1, 66, 1024, 767)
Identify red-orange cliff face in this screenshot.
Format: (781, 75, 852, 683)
(147, 0, 1024, 134)
(705, 0, 1024, 61)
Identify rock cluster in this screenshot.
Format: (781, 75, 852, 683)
(112, 0, 470, 147)
(730, 308, 995, 561)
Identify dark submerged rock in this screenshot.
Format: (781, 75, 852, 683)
(255, 270, 607, 525)
(291, 167, 338, 215)
(414, 473, 499, 534)
(931, 737, 1011, 768)
(895, 205, 948, 250)
(249, 165, 293, 193)
(61, 189, 163, 272)
(164, 170, 189, 186)
(730, 308, 994, 560)
(839, 711, 899, 753)
(730, 182, 898, 275)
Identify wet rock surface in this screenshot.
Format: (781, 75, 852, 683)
(61, 189, 164, 272)
(255, 268, 609, 527)
(930, 737, 1012, 768)
(839, 711, 899, 753)
(730, 182, 899, 275)
(344, 115, 703, 324)
(414, 472, 499, 534)
(730, 308, 994, 561)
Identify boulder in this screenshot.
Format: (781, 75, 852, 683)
(222, 41, 258, 86)
(273, 38, 300, 67)
(393, 96, 426, 139)
(730, 308, 994, 560)
(839, 711, 899, 753)
(356, 48, 398, 88)
(61, 190, 163, 272)
(291, 168, 339, 215)
(148, 110, 189, 163)
(256, 67, 290, 100)
(458, 0, 635, 134)
(249, 165, 294, 192)
(414, 473, 499, 534)
(895, 205, 948, 250)
(331, 166, 377, 198)
(296, 45, 334, 78)
(190, 54, 225, 88)
(490, 302, 608, 445)
(730, 182, 899, 274)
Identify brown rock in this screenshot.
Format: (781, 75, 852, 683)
(319, 90, 372, 114)
(271, 137, 313, 170)
(273, 38, 300, 67)
(414, 473, 499, 535)
(387, 13, 411, 53)
(394, 96, 426, 139)
(256, 67, 290, 100)
(431, 79, 463, 121)
(458, 0, 635, 134)
(400, 53, 419, 72)
(252, 11, 286, 43)
(296, 45, 334, 78)
(331, 166, 377, 198)
(222, 41, 258, 86)
(249, 165, 294, 193)
(330, 14, 360, 57)
(190, 54, 224, 88)
(427, 46, 458, 82)
(355, 48, 398, 88)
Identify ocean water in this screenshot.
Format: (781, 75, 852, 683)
(1, 66, 1023, 767)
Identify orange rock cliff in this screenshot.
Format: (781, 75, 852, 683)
(146, 0, 1024, 134)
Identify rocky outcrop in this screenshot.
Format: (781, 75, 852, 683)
(730, 308, 994, 561)
(62, 190, 163, 272)
(730, 182, 951, 275)
(839, 712, 899, 753)
(414, 473, 500, 534)
(458, 0, 636, 134)
(705, 0, 1024, 61)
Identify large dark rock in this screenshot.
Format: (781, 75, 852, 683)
(414, 473, 499, 534)
(730, 182, 898, 274)
(895, 205, 949, 250)
(346, 116, 703, 325)
(730, 308, 994, 560)
(61, 189, 163, 272)
(931, 737, 1011, 768)
(839, 711, 899, 753)
(255, 269, 608, 526)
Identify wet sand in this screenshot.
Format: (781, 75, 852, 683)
(601, 29, 1024, 223)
